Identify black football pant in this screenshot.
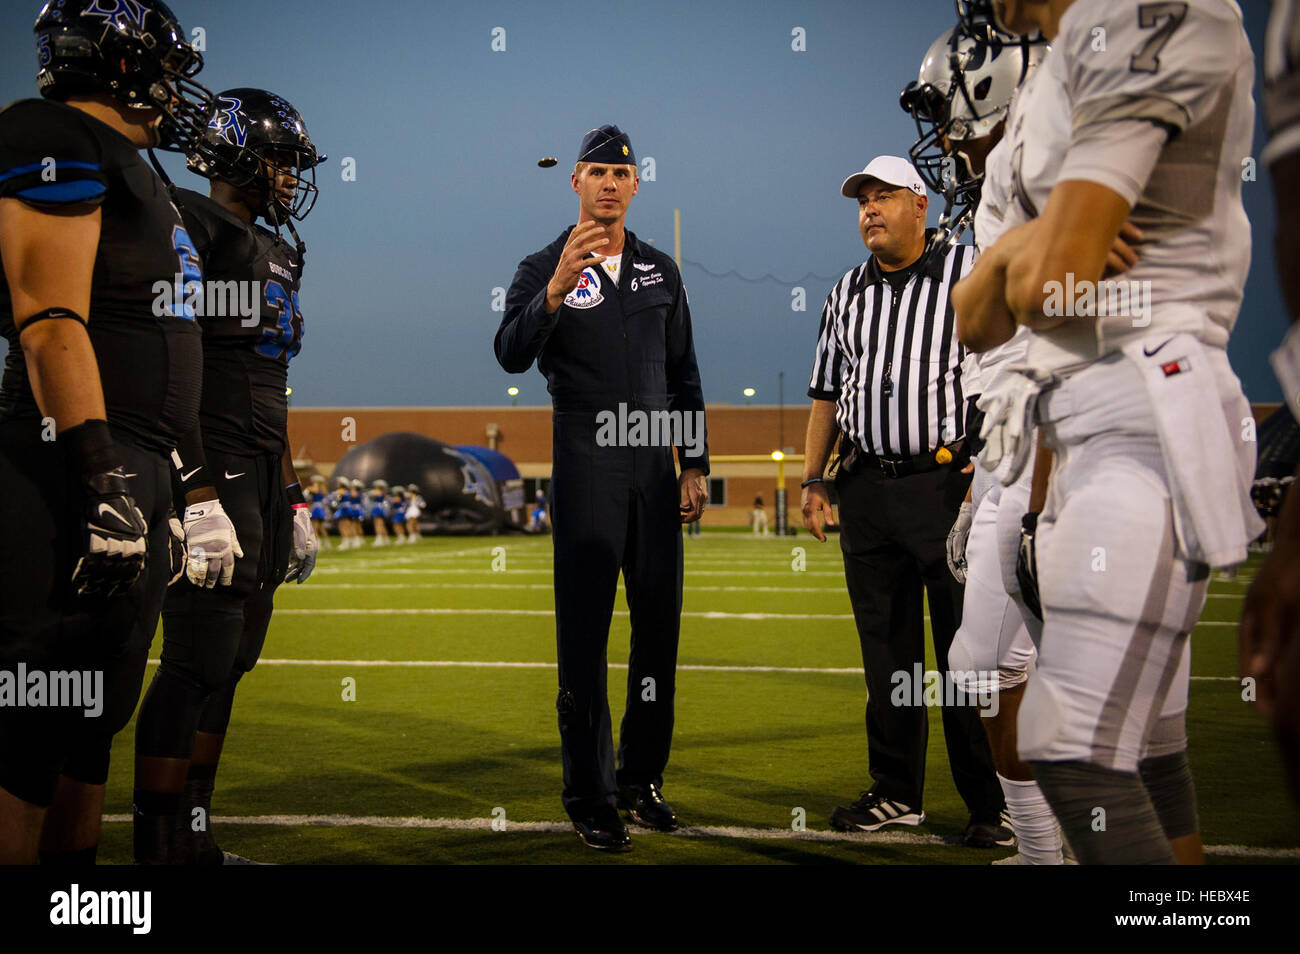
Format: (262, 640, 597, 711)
(135, 450, 290, 759)
(0, 422, 170, 806)
(550, 413, 683, 820)
(835, 460, 1004, 819)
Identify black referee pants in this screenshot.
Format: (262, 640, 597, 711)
(835, 460, 1003, 819)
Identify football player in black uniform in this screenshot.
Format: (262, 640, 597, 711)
(0, 0, 217, 864)
(132, 88, 322, 864)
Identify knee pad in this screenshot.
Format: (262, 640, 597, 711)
(1139, 749, 1199, 840)
(1031, 759, 1174, 865)
(134, 665, 212, 759)
(196, 673, 241, 737)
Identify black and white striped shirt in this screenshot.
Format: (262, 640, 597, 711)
(807, 235, 974, 458)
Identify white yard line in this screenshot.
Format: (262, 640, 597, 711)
(143, 658, 1242, 680)
(271, 607, 1242, 627)
(95, 812, 1297, 858)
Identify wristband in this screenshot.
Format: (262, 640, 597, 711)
(286, 481, 307, 506)
(800, 477, 824, 488)
(61, 419, 120, 482)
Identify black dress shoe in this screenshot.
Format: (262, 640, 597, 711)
(618, 783, 679, 831)
(572, 807, 633, 852)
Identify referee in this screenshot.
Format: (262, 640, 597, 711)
(801, 156, 1007, 845)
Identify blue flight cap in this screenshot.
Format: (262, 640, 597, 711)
(577, 125, 635, 166)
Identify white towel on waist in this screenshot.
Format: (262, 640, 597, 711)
(1120, 333, 1263, 569)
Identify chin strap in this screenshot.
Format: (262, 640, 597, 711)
(920, 196, 974, 272)
(147, 148, 181, 199)
(282, 217, 307, 271)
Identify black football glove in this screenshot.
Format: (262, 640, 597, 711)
(72, 467, 149, 598)
(1016, 511, 1043, 621)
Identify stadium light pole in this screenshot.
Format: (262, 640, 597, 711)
(743, 387, 755, 406)
(772, 449, 787, 536)
(507, 386, 519, 407)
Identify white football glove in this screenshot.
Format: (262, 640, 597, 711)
(977, 366, 1055, 486)
(946, 500, 973, 584)
(285, 505, 318, 584)
(167, 506, 186, 587)
(182, 499, 243, 589)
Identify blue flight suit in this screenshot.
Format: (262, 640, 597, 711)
(496, 226, 709, 819)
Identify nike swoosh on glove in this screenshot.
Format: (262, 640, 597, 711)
(182, 499, 243, 589)
(71, 468, 149, 598)
(285, 505, 318, 584)
(167, 506, 186, 586)
(946, 499, 973, 584)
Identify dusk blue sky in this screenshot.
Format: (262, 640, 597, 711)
(0, 0, 1287, 406)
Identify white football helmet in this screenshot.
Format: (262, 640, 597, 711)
(900, 25, 1046, 204)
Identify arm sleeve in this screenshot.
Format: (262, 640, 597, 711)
(172, 423, 214, 498)
(665, 271, 710, 475)
(495, 252, 561, 373)
(807, 272, 852, 401)
(0, 101, 107, 208)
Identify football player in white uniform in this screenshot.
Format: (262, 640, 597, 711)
(953, 0, 1260, 864)
(902, 22, 1065, 862)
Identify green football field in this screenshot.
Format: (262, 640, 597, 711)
(95, 532, 1300, 865)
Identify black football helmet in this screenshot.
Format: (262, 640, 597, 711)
(34, 0, 214, 153)
(186, 88, 325, 222)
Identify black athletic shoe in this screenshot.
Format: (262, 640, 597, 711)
(829, 791, 926, 832)
(964, 811, 1016, 848)
(572, 807, 633, 852)
(618, 783, 679, 831)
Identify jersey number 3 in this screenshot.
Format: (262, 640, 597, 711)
(258, 279, 303, 361)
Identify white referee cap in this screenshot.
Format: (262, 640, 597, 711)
(841, 155, 927, 198)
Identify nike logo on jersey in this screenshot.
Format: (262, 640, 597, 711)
(181, 468, 202, 482)
(225, 471, 246, 480)
(1143, 337, 1175, 357)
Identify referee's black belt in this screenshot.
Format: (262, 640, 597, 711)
(838, 439, 966, 480)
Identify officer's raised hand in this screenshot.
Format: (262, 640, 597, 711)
(679, 468, 707, 523)
(545, 220, 609, 313)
